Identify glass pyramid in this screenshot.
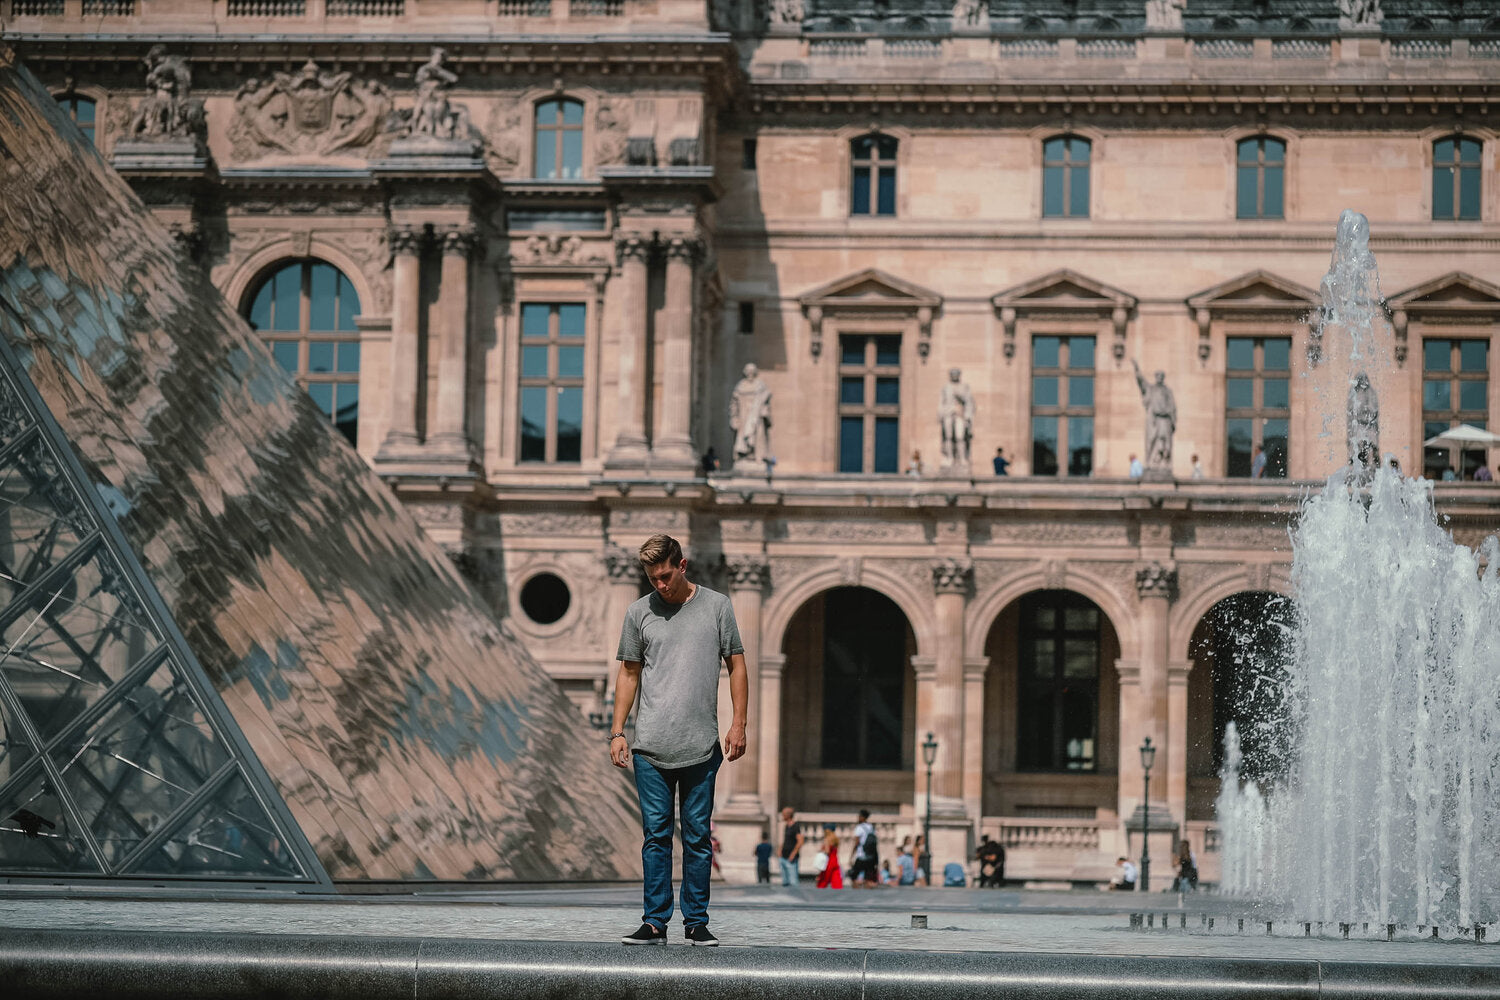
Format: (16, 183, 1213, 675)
(0, 342, 326, 884)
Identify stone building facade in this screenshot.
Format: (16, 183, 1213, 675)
(8, 0, 1499, 883)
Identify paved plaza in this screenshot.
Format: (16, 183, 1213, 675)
(2, 883, 1496, 967)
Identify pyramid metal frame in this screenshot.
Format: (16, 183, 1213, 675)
(0, 326, 331, 887)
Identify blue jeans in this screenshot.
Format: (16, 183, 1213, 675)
(778, 856, 799, 886)
(633, 744, 722, 929)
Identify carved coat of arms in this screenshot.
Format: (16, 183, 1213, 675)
(228, 60, 391, 160)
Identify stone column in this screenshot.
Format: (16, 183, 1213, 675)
(605, 235, 650, 469)
(1166, 659, 1192, 825)
(912, 654, 937, 816)
(428, 226, 476, 459)
(722, 554, 768, 813)
(652, 235, 701, 473)
(961, 656, 989, 824)
(603, 545, 641, 682)
(1132, 562, 1178, 870)
(378, 225, 423, 455)
(928, 558, 972, 808)
(759, 652, 785, 817)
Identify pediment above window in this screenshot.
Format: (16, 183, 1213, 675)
(798, 268, 942, 358)
(1186, 270, 1318, 315)
(1386, 272, 1500, 367)
(990, 269, 1136, 362)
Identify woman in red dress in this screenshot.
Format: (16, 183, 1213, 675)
(815, 826, 843, 889)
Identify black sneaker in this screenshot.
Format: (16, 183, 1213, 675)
(622, 922, 667, 945)
(684, 924, 718, 946)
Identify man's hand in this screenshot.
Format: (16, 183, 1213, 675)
(723, 722, 747, 762)
(610, 735, 630, 769)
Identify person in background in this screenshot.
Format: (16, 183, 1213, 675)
(754, 828, 773, 885)
(700, 446, 719, 477)
(1128, 454, 1144, 480)
(992, 446, 1010, 476)
(879, 860, 895, 885)
(848, 809, 878, 887)
(1250, 443, 1267, 479)
(1190, 454, 1204, 480)
(815, 825, 843, 889)
(777, 806, 804, 886)
(1442, 464, 1458, 482)
(906, 450, 923, 477)
(1110, 856, 1138, 891)
(1173, 838, 1198, 892)
(897, 841, 917, 886)
(913, 834, 930, 886)
(1475, 464, 1493, 482)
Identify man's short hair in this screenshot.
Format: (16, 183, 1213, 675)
(858, 809, 870, 821)
(638, 533, 684, 567)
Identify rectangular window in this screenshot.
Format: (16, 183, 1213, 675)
(1423, 338, 1490, 479)
(517, 302, 587, 463)
(850, 134, 898, 217)
(742, 137, 757, 170)
(1225, 336, 1291, 477)
(1042, 136, 1091, 219)
(1018, 592, 1100, 772)
(1236, 137, 1286, 220)
(837, 334, 901, 473)
(738, 301, 755, 335)
(1433, 137, 1483, 222)
(1031, 335, 1094, 476)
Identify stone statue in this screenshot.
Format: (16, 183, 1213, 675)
(1144, 0, 1185, 31)
(1347, 371, 1380, 475)
(952, 0, 987, 28)
(769, 0, 805, 25)
(1338, 0, 1382, 29)
(128, 45, 203, 142)
(1132, 360, 1177, 472)
(406, 47, 469, 141)
(938, 367, 975, 470)
(729, 363, 772, 469)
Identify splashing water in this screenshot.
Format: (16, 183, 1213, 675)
(1217, 211, 1500, 926)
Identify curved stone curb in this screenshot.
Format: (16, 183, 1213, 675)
(2, 928, 1499, 999)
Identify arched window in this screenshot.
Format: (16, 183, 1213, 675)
(1017, 591, 1101, 772)
(850, 133, 897, 216)
(1042, 135, 1090, 218)
(56, 93, 96, 145)
(534, 98, 585, 180)
(1433, 135, 1481, 221)
(244, 259, 361, 445)
(1236, 136, 1285, 219)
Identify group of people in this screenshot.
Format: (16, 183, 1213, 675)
(758, 808, 929, 888)
(1109, 841, 1199, 892)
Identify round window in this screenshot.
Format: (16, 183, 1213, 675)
(520, 572, 571, 625)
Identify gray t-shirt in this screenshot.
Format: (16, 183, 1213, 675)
(616, 585, 743, 769)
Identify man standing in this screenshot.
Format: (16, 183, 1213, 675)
(612, 534, 748, 947)
(778, 806, 804, 886)
(848, 809, 878, 887)
(992, 446, 1009, 476)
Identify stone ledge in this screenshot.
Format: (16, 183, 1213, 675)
(4, 927, 1500, 1000)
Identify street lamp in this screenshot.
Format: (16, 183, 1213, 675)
(921, 731, 938, 885)
(1139, 735, 1156, 892)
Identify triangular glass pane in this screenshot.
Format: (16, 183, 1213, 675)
(0, 367, 36, 450)
(0, 694, 37, 792)
(49, 656, 229, 870)
(1, 547, 162, 741)
(127, 769, 304, 879)
(0, 434, 91, 601)
(0, 767, 99, 873)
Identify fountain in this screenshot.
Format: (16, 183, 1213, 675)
(1217, 210, 1500, 929)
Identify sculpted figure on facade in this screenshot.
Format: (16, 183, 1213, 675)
(484, 99, 526, 176)
(1132, 359, 1176, 472)
(938, 367, 974, 470)
(128, 45, 203, 142)
(1338, 0, 1382, 29)
(1144, 0, 1185, 31)
(228, 60, 390, 160)
(594, 97, 630, 166)
(1347, 371, 1379, 475)
(396, 47, 472, 143)
(769, 0, 805, 25)
(729, 363, 773, 470)
(952, 0, 988, 29)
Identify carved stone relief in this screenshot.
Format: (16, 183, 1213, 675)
(1192, 522, 1292, 550)
(777, 519, 927, 543)
(484, 99, 526, 178)
(508, 550, 609, 649)
(984, 520, 1129, 546)
(499, 512, 600, 537)
(228, 61, 391, 161)
(609, 507, 689, 538)
(337, 228, 393, 315)
(512, 233, 609, 268)
(595, 96, 630, 167)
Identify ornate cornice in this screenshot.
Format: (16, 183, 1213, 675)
(663, 235, 706, 264)
(440, 226, 479, 257)
(389, 225, 423, 255)
(724, 554, 770, 590)
(931, 557, 973, 595)
(615, 234, 651, 265)
(1135, 561, 1178, 599)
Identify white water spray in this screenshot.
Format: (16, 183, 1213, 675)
(1216, 211, 1500, 926)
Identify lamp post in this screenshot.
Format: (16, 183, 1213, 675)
(921, 731, 938, 885)
(1139, 736, 1156, 892)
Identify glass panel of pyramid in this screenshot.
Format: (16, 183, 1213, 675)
(0, 767, 99, 873)
(0, 433, 92, 602)
(48, 655, 230, 869)
(126, 769, 305, 879)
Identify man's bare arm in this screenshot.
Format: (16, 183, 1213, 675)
(609, 661, 641, 769)
(723, 652, 748, 762)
